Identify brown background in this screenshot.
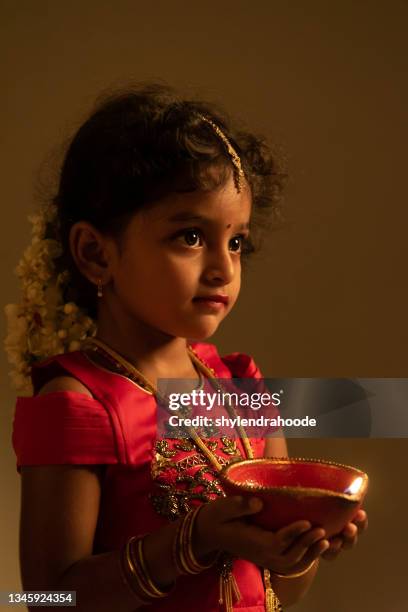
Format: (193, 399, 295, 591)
(1, 1, 407, 610)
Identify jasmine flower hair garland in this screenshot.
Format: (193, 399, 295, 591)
(4, 203, 96, 396)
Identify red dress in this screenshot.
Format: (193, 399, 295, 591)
(12, 341, 277, 611)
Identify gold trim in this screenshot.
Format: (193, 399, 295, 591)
(220, 457, 368, 502)
(82, 339, 203, 395)
(81, 349, 154, 396)
(187, 348, 254, 462)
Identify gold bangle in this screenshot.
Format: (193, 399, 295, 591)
(173, 506, 219, 576)
(273, 559, 317, 579)
(123, 535, 172, 600)
(187, 506, 217, 571)
(122, 536, 152, 600)
(136, 536, 170, 597)
(126, 536, 156, 600)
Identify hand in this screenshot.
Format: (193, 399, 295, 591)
(320, 509, 368, 561)
(195, 496, 330, 575)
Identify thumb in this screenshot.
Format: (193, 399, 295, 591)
(219, 495, 264, 521)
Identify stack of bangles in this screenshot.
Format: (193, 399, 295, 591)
(119, 505, 219, 603)
(119, 503, 317, 605)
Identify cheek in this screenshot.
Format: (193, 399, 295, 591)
(232, 260, 242, 291)
(160, 253, 200, 284)
(114, 250, 156, 297)
(230, 277, 241, 306)
(120, 251, 197, 297)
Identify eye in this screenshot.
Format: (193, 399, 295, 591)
(175, 228, 203, 247)
(229, 234, 246, 253)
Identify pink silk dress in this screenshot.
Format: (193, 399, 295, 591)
(12, 341, 277, 612)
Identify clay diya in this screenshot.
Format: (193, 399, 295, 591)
(219, 457, 368, 538)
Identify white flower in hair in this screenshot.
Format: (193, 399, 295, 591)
(4, 203, 97, 396)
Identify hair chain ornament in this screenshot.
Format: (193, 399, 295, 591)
(198, 114, 245, 193)
(81, 336, 283, 612)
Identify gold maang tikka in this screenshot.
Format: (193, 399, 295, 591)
(197, 114, 245, 193)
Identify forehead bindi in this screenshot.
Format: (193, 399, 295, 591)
(149, 180, 251, 228)
(166, 210, 250, 231)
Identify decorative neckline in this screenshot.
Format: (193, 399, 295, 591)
(81, 349, 155, 395)
(81, 340, 205, 396)
(80, 336, 254, 470)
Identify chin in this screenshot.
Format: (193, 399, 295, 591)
(179, 321, 221, 341)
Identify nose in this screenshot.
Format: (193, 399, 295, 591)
(202, 245, 236, 285)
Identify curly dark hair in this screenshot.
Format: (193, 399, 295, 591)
(48, 82, 288, 319)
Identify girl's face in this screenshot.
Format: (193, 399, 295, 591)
(107, 173, 252, 341)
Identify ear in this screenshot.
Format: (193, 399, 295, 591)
(69, 221, 117, 287)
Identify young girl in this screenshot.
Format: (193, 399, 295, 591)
(8, 83, 367, 612)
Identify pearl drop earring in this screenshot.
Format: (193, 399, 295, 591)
(97, 278, 103, 298)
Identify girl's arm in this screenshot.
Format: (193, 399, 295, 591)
(19, 375, 189, 612)
(20, 463, 189, 612)
(263, 434, 321, 607)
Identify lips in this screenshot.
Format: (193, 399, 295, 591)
(193, 294, 229, 305)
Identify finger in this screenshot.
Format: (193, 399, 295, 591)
(280, 536, 330, 572)
(302, 538, 331, 564)
(216, 495, 264, 523)
(353, 513, 368, 533)
(354, 509, 367, 523)
(276, 521, 312, 550)
(338, 525, 358, 550)
(320, 537, 343, 561)
(342, 523, 358, 539)
(341, 535, 357, 550)
(349, 519, 367, 538)
(281, 528, 326, 565)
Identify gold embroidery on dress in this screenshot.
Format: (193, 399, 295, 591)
(151, 453, 179, 480)
(221, 437, 239, 455)
(150, 436, 243, 521)
(155, 440, 177, 458)
(176, 466, 223, 496)
(174, 439, 195, 452)
(150, 465, 225, 521)
(203, 440, 218, 452)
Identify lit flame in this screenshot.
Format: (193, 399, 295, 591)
(344, 476, 363, 495)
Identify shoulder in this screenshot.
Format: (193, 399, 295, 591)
(13, 371, 119, 472)
(190, 342, 262, 378)
(37, 376, 93, 398)
(29, 351, 94, 396)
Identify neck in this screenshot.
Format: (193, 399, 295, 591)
(94, 313, 199, 387)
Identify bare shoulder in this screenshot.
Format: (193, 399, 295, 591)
(37, 376, 93, 398)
